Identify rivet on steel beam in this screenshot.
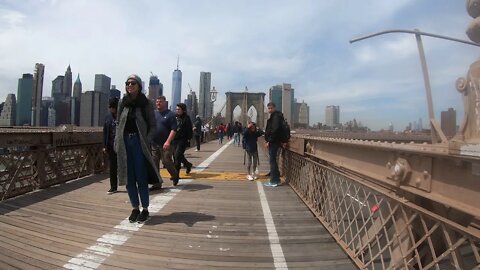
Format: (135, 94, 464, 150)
(415, 177, 422, 186)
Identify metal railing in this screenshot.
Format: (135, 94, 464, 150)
(282, 137, 480, 270)
(0, 128, 105, 201)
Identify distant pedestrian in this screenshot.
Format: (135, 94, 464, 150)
(242, 122, 264, 180)
(264, 102, 284, 187)
(217, 123, 225, 144)
(103, 97, 119, 194)
(173, 103, 193, 174)
(150, 96, 180, 188)
(193, 115, 202, 151)
(203, 122, 210, 142)
(115, 74, 161, 223)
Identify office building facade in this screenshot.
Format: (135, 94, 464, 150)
(94, 74, 111, 95)
(269, 83, 295, 123)
(0, 94, 16, 126)
(79, 91, 108, 127)
(171, 68, 182, 110)
(148, 75, 162, 101)
(16, 73, 33, 126)
(198, 72, 212, 120)
(441, 108, 457, 137)
(325, 105, 340, 128)
(72, 74, 82, 126)
(32, 63, 45, 126)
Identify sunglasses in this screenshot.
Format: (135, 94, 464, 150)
(125, 81, 137, 86)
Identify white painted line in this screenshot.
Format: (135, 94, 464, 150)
(257, 181, 288, 270)
(193, 140, 233, 173)
(64, 181, 191, 269)
(65, 140, 231, 269)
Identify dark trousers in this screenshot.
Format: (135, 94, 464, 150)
(151, 144, 178, 181)
(124, 134, 149, 209)
(268, 142, 280, 184)
(107, 150, 118, 190)
(195, 135, 201, 150)
(173, 139, 191, 172)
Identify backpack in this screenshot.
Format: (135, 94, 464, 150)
(280, 115, 291, 143)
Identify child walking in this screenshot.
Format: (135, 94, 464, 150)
(242, 122, 264, 181)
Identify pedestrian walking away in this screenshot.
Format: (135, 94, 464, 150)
(150, 96, 180, 188)
(115, 74, 161, 223)
(193, 115, 202, 151)
(103, 97, 119, 194)
(217, 123, 225, 144)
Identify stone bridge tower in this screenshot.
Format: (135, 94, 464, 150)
(225, 92, 266, 128)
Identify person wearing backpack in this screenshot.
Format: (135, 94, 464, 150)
(173, 103, 193, 175)
(264, 102, 284, 187)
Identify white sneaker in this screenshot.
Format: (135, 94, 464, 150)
(247, 175, 254, 181)
(253, 174, 258, 180)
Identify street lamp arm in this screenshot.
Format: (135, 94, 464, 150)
(350, 29, 480, 47)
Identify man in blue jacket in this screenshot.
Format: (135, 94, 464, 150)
(150, 96, 179, 188)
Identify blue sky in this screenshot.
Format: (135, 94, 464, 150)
(0, 0, 477, 130)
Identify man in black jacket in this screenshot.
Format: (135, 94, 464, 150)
(103, 97, 119, 194)
(193, 115, 202, 151)
(173, 103, 193, 175)
(264, 102, 283, 187)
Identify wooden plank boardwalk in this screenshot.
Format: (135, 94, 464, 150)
(0, 139, 355, 269)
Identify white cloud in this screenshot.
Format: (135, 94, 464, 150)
(0, 0, 475, 130)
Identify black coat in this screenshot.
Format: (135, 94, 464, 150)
(265, 110, 283, 144)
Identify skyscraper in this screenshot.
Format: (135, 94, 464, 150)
(171, 59, 182, 110)
(198, 71, 211, 120)
(294, 100, 310, 128)
(73, 73, 82, 99)
(72, 74, 82, 126)
(269, 83, 295, 123)
(0, 94, 16, 126)
(185, 90, 198, 120)
(63, 65, 72, 98)
(325, 105, 340, 128)
(441, 108, 456, 137)
(16, 73, 33, 126)
(80, 91, 108, 127)
(32, 63, 45, 126)
(148, 74, 162, 101)
(281, 83, 293, 123)
(52, 75, 65, 103)
(94, 74, 111, 95)
(40, 97, 54, 127)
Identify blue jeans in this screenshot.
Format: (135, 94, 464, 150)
(234, 133, 240, 145)
(124, 134, 149, 209)
(268, 142, 280, 184)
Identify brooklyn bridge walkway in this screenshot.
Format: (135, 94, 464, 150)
(0, 139, 354, 270)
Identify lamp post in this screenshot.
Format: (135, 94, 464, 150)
(350, 29, 480, 144)
(209, 86, 218, 126)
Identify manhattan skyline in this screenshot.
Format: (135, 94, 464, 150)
(0, 0, 477, 130)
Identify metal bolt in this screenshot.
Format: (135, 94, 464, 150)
(415, 177, 422, 186)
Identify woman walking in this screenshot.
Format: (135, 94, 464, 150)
(115, 74, 161, 223)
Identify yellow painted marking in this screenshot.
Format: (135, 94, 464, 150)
(159, 170, 268, 181)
